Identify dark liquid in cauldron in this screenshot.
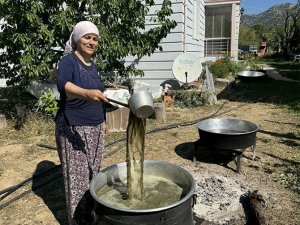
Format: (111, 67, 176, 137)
(207, 129, 243, 134)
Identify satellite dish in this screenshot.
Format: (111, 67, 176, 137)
(172, 53, 202, 84)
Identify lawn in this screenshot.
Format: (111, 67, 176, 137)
(254, 58, 300, 81)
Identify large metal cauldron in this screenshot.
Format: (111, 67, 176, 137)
(90, 160, 195, 225)
(196, 118, 259, 151)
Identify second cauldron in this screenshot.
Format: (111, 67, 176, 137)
(196, 118, 259, 151)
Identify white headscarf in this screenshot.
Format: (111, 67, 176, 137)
(64, 21, 99, 55)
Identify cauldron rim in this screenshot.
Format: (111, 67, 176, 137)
(196, 118, 259, 135)
(237, 70, 265, 78)
(89, 160, 195, 213)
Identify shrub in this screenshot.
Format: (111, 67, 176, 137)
(209, 55, 245, 79)
(36, 90, 58, 117)
(209, 59, 230, 78)
(173, 90, 206, 108)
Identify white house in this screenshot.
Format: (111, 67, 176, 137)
(126, 0, 242, 96)
(1, 1, 242, 98)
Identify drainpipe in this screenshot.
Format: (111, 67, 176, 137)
(184, 0, 187, 52)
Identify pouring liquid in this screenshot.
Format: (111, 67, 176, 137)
(126, 111, 145, 201)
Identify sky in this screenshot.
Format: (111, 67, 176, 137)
(241, 0, 299, 14)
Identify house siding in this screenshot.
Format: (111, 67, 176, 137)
(126, 0, 205, 92)
(233, 3, 241, 59)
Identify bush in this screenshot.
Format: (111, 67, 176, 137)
(36, 90, 58, 117)
(209, 59, 231, 78)
(173, 90, 206, 108)
(209, 54, 245, 79)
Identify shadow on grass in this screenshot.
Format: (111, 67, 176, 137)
(218, 75, 300, 114)
(262, 152, 300, 166)
(264, 119, 300, 128)
(268, 62, 300, 81)
(175, 142, 238, 172)
(258, 129, 300, 141)
(32, 160, 67, 225)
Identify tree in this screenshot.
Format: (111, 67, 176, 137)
(0, 0, 176, 86)
(238, 25, 260, 49)
(252, 24, 269, 41)
(272, 5, 300, 57)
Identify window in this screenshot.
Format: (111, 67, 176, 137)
(205, 5, 232, 38)
(205, 5, 232, 56)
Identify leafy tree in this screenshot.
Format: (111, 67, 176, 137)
(272, 5, 300, 57)
(252, 24, 269, 41)
(0, 0, 176, 86)
(238, 25, 260, 49)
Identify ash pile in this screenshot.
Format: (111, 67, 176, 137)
(192, 173, 249, 225)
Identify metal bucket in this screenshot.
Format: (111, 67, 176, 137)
(107, 91, 154, 119)
(128, 91, 154, 119)
(90, 160, 195, 225)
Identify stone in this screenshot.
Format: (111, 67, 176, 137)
(153, 103, 167, 122)
(0, 114, 7, 130)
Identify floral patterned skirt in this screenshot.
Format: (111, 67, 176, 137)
(55, 114, 104, 225)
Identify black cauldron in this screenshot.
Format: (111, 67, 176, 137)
(196, 118, 259, 151)
(90, 160, 196, 225)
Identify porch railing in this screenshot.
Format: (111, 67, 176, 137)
(204, 38, 231, 57)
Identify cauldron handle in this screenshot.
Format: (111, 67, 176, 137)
(192, 193, 197, 208)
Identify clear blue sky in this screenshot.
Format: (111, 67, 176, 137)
(241, 0, 298, 14)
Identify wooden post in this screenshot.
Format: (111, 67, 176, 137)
(153, 103, 166, 122)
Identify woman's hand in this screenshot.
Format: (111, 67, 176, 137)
(86, 89, 108, 103)
(103, 122, 109, 135)
(65, 82, 108, 103)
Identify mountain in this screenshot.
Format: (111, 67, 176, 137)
(241, 3, 299, 27)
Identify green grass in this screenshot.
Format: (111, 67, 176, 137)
(0, 112, 56, 146)
(253, 58, 300, 81)
(236, 58, 300, 115)
(234, 77, 300, 115)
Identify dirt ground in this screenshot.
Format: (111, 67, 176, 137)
(0, 84, 300, 224)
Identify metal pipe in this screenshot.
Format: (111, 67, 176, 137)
(106, 97, 129, 108)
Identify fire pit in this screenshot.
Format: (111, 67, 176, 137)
(194, 118, 259, 172)
(90, 160, 196, 225)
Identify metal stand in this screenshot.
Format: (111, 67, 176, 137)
(193, 139, 256, 173)
(182, 71, 189, 89)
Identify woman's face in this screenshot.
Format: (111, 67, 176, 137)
(76, 33, 99, 56)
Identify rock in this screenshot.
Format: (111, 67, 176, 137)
(0, 114, 7, 130)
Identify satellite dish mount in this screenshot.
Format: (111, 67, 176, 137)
(182, 71, 189, 89)
(172, 53, 202, 89)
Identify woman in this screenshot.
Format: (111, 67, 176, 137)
(55, 21, 108, 225)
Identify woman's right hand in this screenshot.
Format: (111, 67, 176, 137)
(65, 82, 108, 103)
(86, 89, 108, 103)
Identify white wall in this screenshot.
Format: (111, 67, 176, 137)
(233, 3, 241, 59)
(126, 0, 205, 95)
